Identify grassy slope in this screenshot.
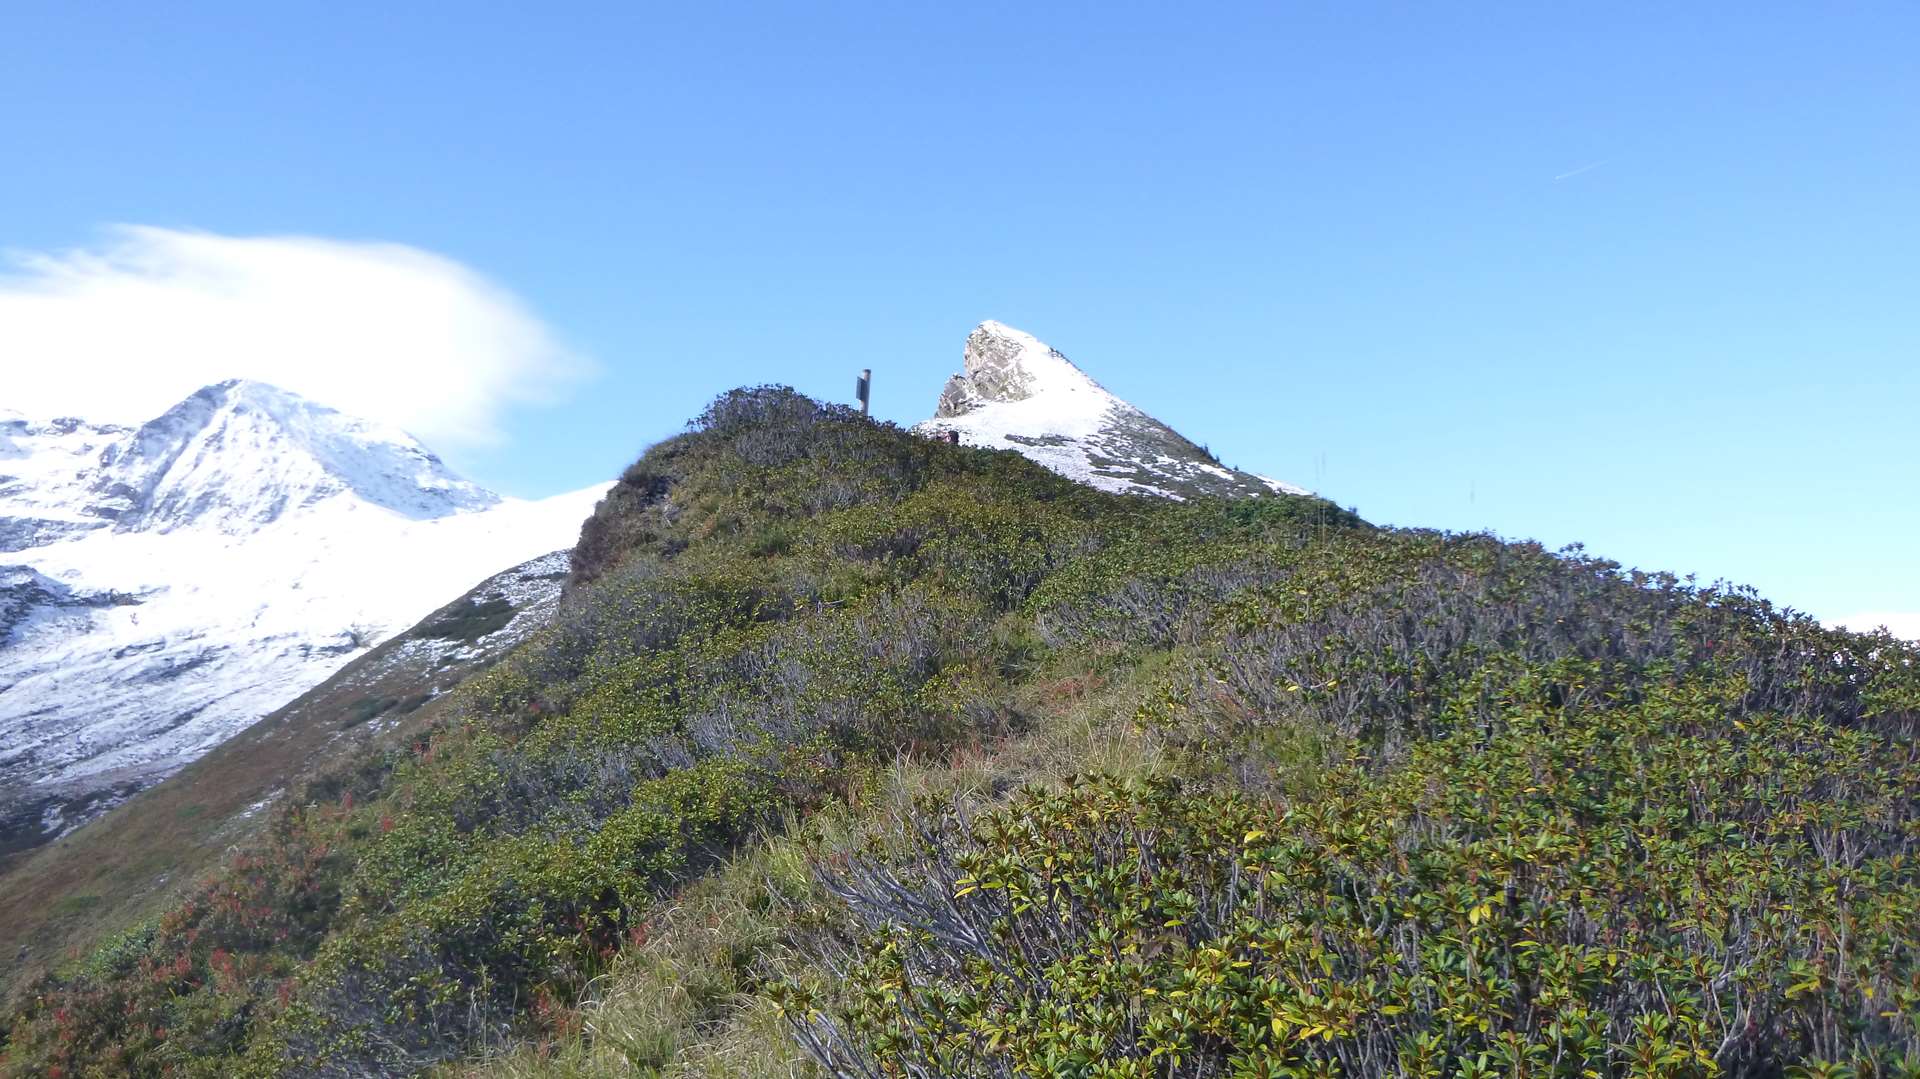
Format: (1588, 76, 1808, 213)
(0, 551, 583, 1002)
(4, 387, 1916, 1078)
(455, 564, 1920, 1075)
(450, 630, 1186, 1079)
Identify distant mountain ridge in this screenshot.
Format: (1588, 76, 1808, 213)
(915, 321, 1308, 501)
(1, 380, 497, 547)
(0, 382, 607, 858)
(93, 379, 501, 533)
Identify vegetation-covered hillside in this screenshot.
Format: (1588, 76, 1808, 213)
(0, 551, 576, 1003)
(3, 388, 1915, 1077)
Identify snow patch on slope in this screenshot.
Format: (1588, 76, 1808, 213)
(1, 485, 604, 791)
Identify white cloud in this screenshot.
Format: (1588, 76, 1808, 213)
(1830, 611, 1920, 642)
(0, 226, 588, 449)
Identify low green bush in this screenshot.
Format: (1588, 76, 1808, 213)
(791, 670, 1920, 1076)
(420, 597, 516, 643)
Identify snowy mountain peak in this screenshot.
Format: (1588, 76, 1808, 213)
(935, 320, 1108, 416)
(91, 380, 499, 534)
(1, 376, 610, 852)
(918, 321, 1310, 501)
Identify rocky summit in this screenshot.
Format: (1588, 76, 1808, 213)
(917, 320, 1308, 501)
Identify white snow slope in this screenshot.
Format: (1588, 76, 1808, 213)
(0, 381, 608, 844)
(915, 321, 1309, 501)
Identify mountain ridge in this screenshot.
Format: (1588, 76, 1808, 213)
(5, 379, 500, 540)
(0, 381, 606, 859)
(3, 384, 1913, 1078)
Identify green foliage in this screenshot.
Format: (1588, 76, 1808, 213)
(278, 761, 763, 1074)
(341, 695, 397, 729)
(421, 596, 517, 643)
(47, 895, 102, 917)
(9, 384, 1913, 1079)
(791, 672, 1920, 1076)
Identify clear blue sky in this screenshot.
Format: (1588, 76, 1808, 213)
(3, 2, 1916, 624)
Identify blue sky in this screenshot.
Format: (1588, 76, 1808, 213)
(2, 2, 1916, 627)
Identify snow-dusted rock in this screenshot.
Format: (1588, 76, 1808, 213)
(0, 383, 608, 851)
(917, 321, 1308, 500)
(0, 416, 132, 552)
(93, 380, 500, 533)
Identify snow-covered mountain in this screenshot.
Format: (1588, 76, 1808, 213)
(0, 382, 608, 854)
(915, 321, 1308, 501)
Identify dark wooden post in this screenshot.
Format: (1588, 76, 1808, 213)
(856, 369, 871, 415)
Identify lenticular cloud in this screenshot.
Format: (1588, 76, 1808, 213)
(0, 226, 588, 448)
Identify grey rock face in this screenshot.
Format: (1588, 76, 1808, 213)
(934, 375, 981, 418)
(935, 322, 1052, 417)
(0, 517, 106, 554)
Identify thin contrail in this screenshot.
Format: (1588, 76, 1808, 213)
(1554, 160, 1607, 181)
